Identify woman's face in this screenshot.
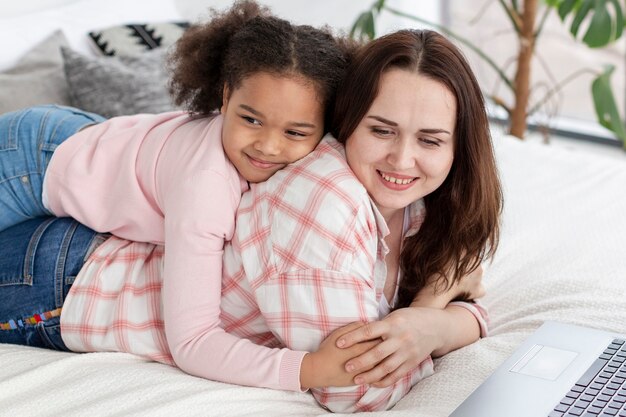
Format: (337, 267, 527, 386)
(345, 68, 456, 220)
(221, 72, 325, 183)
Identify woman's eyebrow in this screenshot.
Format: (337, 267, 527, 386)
(367, 115, 451, 136)
(366, 115, 398, 126)
(420, 128, 452, 135)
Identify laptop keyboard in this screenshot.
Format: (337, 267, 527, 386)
(549, 338, 626, 417)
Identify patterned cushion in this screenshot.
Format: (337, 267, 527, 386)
(61, 47, 177, 118)
(88, 22, 189, 56)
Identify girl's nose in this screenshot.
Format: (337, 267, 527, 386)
(254, 132, 281, 156)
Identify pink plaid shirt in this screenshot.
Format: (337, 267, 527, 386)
(61, 136, 488, 413)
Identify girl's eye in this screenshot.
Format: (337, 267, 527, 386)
(285, 130, 306, 138)
(242, 115, 261, 126)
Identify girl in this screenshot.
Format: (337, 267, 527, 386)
(0, 0, 358, 391)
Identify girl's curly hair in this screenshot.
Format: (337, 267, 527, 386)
(168, 0, 356, 129)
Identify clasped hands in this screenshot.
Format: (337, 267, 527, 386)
(300, 265, 485, 389)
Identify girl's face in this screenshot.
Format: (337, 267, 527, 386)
(221, 72, 325, 183)
(345, 68, 456, 220)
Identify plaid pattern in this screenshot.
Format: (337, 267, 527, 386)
(220, 137, 438, 412)
(61, 239, 172, 365)
(61, 136, 487, 412)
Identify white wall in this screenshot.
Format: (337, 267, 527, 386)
(175, 0, 442, 34)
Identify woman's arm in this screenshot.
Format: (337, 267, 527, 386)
(334, 265, 487, 387)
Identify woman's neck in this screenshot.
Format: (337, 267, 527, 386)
(380, 207, 405, 303)
(378, 207, 404, 228)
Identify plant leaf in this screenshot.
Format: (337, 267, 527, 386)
(363, 10, 376, 40)
(554, 0, 625, 47)
(374, 0, 386, 13)
(591, 65, 626, 144)
(350, 11, 376, 41)
(557, 0, 579, 20)
(570, 0, 594, 38)
(610, 0, 624, 40)
(583, 1, 612, 46)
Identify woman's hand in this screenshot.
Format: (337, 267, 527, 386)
(332, 266, 485, 387)
(300, 322, 380, 389)
(333, 307, 447, 387)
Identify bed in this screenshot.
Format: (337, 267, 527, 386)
(2, 1, 626, 416)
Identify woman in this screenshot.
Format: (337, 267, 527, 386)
(329, 26, 502, 387)
(0, 29, 501, 412)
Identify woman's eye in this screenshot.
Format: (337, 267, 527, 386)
(420, 137, 441, 147)
(242, 115, 261, 126)
(371, 127, 394, 137)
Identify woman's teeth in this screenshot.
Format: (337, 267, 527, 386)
(380, 172, 415, 185)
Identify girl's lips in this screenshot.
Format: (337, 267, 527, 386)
(246, 154, 282, 169)
(377, 170, 418, 190)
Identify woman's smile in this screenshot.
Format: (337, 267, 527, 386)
(377, 170, 419, 190)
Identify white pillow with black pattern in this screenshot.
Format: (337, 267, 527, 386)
(88, 22, 190, 57)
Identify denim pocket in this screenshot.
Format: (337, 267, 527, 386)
(0, 131, 17, 152)
(0, 217, 55, 286)
(0, 227, 36, 286)
(36, 320, 70, 351)
(0, 110, 20, 152)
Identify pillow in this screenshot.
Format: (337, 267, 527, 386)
(0, 0, 182, 70)
(0, 30, 72, 115)
(88, 22, 190, 56)
(61, 47, 177, 118)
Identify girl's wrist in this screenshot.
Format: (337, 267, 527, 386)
(299, 352, 318, 389)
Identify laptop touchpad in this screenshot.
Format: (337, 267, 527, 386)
(510, 344, 578, 380)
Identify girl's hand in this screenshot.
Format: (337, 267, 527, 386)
(335, 307, 446, 387)
(333, 266, 485, 387)
(300, 322, 379, 389)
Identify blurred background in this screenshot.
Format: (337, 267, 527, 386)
(177, 0, 625, 146)
(1, 0, 624, 152)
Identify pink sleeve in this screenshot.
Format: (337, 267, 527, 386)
(448, 300, 490, 337)
(161, 171, 307, 391)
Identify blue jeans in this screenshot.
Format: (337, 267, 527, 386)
(0, 217, 108, 350)
(0, 105, 105, 233)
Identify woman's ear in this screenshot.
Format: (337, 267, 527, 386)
(220, 84, 230, 114)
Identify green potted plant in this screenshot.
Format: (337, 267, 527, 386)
(351, 0, 626, 146)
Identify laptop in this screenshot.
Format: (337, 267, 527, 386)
(450, 321, 626, 417)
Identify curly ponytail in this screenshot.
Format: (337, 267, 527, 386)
(168, 0, 356, 122)
(168, 1, 270, 113)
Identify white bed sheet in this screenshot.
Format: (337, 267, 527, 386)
(1, 132, 625, 416)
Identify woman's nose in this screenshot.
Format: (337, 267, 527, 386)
(386, 138, 416, 169)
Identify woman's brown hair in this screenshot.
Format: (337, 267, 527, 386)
(331, 29, 503, 308)
(168, 0, 355, 129)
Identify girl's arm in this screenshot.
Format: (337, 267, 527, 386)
(162, 172, 370, 391)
